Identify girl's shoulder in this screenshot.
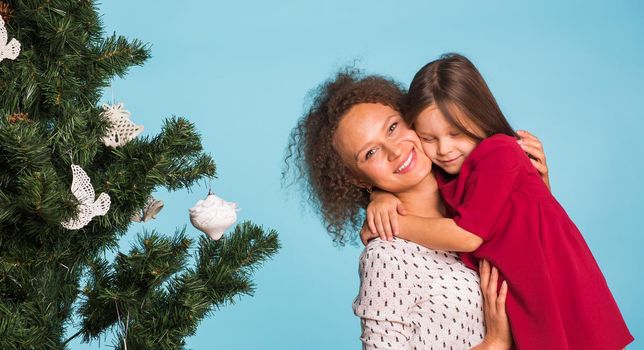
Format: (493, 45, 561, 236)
(474, 133, 519, 155)
(467, 133, 525, 167)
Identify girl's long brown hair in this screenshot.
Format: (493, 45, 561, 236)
(405, 53, 516, 141)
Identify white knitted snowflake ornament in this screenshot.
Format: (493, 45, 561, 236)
(101, 103, 144, 147)
(61, 164, 111, 230)
(0, 16, 20, 62)
(189, 191, 238, 240)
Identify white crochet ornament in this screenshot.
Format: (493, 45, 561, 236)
(131, 196, 164, 222)
(0, 16, 20, 62)
(61, 164, 111, 230)
(189, 191, 238, 240)
(101, 103, 144, 147)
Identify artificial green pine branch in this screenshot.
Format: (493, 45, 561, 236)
(76, 223, 279, 350)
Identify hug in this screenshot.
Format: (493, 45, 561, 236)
(285, 53, 633, 349)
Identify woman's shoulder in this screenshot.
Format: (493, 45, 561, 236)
(360, 238, 460, 267)
(363, 238, 440, 255)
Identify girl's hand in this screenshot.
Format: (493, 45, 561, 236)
(366, 191, 406, 241)
(517, 130, 551, 191)
(472, 260, 512, 350)
(360, 220, 380, 245)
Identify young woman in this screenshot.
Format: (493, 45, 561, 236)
(285, 70, 549, 349)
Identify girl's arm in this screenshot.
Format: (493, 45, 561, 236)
(397, 215, 483, 252)
(363, 131, 550, 243)
(362, 191, 406, 243)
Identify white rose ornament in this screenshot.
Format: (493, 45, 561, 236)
(189, 190, 238, 240)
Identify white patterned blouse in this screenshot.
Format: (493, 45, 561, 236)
(353, 238, 485, 349)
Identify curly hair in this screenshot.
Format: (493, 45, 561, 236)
(283, 69, 406, 246)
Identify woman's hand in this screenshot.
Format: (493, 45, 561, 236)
(517, 130, 551, 190)
(471, 260, 512, 350)
(365, 191, 406, 242)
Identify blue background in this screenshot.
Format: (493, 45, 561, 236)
(70, 0, 643, 348)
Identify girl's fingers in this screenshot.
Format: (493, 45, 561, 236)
(397, 202, 407, 216)
(382, 211, 394, 240)
(360, 225, 370, 245)
(375, 214, 386, 240)
(389, 209, 399, 236)
(367, 210, 377, 235)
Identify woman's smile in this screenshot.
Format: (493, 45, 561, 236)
(395, 148, 416, 174)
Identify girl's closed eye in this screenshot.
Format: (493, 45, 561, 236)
(449, 131, 462, 137)
(420, 136, 436, 143)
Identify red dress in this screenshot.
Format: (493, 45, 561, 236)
(435, 134, 633, 350)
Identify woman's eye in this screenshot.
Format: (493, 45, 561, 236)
(365, 149, 376, 160)
(388, 122, 398, 133)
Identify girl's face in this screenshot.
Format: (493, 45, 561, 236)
(332, 103, 433, 194)
(414, 105, 481, 175)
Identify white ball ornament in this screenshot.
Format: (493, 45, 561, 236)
(189, 190, 238, 240)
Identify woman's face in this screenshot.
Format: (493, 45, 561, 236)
(332, 103, 433, 194)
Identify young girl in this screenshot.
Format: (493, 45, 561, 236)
(365, 54, 633, 349)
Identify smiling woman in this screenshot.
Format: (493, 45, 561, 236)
(284, 69, 513, 349)
(332, 103, 433, 195)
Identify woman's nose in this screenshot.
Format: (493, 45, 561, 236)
(386, 143, 403, 161)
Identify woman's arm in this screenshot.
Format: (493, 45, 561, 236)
(354, 242, 414, 349)
(359, 317, 411, 349)
(396, 215, 483, 252)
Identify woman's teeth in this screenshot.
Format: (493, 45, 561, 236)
(396, 151, 413, 173)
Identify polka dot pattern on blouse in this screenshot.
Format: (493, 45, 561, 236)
(353, 238, 485, 349)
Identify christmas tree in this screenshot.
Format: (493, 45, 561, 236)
(0, 1, 279, 349)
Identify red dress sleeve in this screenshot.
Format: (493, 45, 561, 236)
(447, 135, 528, 241)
